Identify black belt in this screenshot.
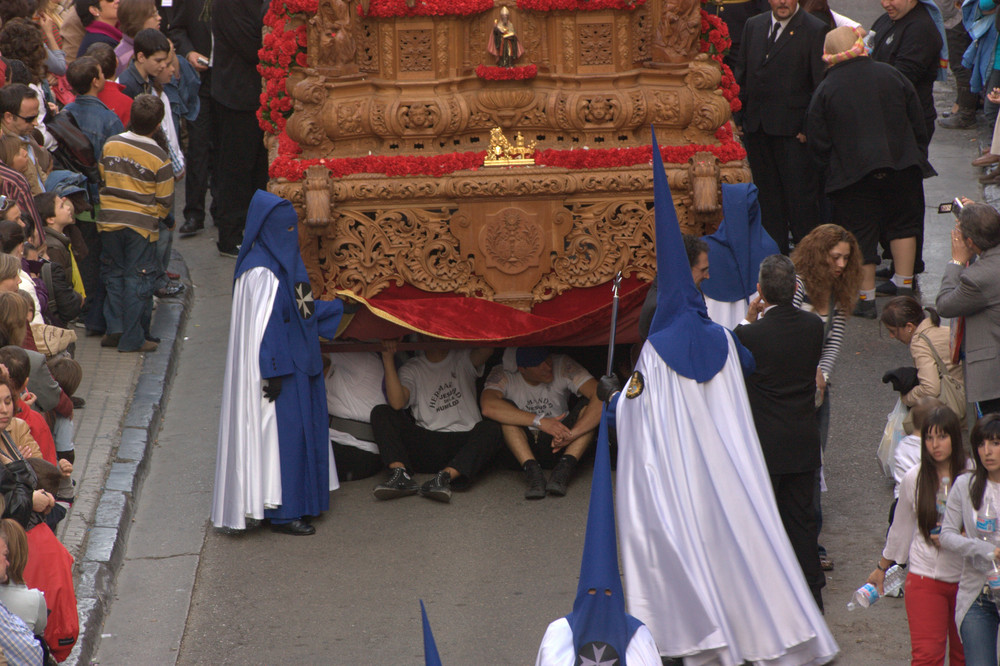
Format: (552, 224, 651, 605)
(329, 415, 375, 442)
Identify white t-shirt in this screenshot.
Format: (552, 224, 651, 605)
(324, 352, 385, 455)
(399, 349, 484, 432)
(892, 434, 921, 498)
(484, 354, 592, 426)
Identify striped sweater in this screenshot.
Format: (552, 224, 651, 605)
(97, 131, 174, 239)
(793, 275, 846, 377)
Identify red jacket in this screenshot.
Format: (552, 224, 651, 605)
(24, 524, 78, 661)
(97, 81, 132, 128)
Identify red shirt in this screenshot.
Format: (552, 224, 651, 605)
(16, 397, 56, 465)
(97, 80, 132, 128)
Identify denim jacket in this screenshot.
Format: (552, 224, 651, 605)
(118, 61, 152, 100)
(63, 95, 125, 160)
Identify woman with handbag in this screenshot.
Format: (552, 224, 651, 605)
(881, 295, 966, 421)
(0, 376, 53, 528)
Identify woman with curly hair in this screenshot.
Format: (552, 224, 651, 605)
(0, 19, 59, 152)
(790, 222, 863, 569)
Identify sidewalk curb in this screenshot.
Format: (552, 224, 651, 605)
(66, 256, 193, 666)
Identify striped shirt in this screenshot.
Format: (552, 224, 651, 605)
(0, 598, 42, 665)
(97, 131, 174, 240)
(793, 275, 846, 377)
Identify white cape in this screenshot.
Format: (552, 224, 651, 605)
(704, 297, 747, 331)
(535, 618, 661, 666)
(616, 335, 838, 665)
(212, 267, 282, 529)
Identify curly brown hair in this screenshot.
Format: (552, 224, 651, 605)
(790, 224, 863, 316)
(0, 18, 47, 84)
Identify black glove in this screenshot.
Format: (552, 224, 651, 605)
(263, 377, 283, 402)
(596, 374, 621, 403)
(882, 366, 919, 395)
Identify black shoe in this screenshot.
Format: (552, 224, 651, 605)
(875, 281, 914, 297)
(938, 110, 976, 129)
(546, 454, 578, 496)
(853, 300, 877, 319)
(70, 396, 85, 409)
(217, 244, 241, 258)
(100, 333, 121, 347)
(524, 460, 546, 500)
(146, 335, 161, 343)
(419, 470, 452, 503)
(875, 266, 893, 280)
(372, 468, 418, 500)
(271, 519, 315, 536)
(178, 220, 204, 238)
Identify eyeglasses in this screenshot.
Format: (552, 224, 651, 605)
(15, 114, 37, 124)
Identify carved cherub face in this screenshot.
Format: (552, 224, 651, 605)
(590, 99, 611, 122)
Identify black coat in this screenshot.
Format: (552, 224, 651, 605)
(734, 9, 827, 136)
(734, 304, 824, 475)
(870, 4, 942, 132)
(211, 0, 266, 111)
(806, 57, 929, 193)
(167, 0, 212, 60)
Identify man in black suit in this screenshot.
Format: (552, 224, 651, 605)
(734, 0, 826, 254)
(211, 0, 269, 257)
(168, 0, 216, 238)
(734, 254, 825, 611)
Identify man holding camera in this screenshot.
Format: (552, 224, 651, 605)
(936, 202, 1000, 415)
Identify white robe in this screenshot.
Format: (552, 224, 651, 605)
(704, 297, 746, 331)
(616, 335, 838, 666)
(535, 618, 662, 666)
(211, 267, 282, 529)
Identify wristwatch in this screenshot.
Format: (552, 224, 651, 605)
(532, 414, 543, 428)
(948, 259, 963, 266)
(876, 561, 889, 572)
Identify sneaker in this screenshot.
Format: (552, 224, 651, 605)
(524, 460, 546, 500)
(853, 300, 877, 319)
(875, 266, 893, 280)
(155, 283, 186, 298)
(419, 470, 452, 503)
(546, 454, 578, 497)
(372, 468, 418, 500)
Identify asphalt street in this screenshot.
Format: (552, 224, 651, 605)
(92, 4, 989, 664)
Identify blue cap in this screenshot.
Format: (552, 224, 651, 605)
(515, 346, 549, 368)
(646, 128, 729, 382)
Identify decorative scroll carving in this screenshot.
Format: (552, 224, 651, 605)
(381, 24, 395, 77)
(632, 6, 650, 63)
(561, 17, 576, 73)
(399, 30, 433, 71)
(355, 20, 378, 72)
(578, 23, 614, 66)
(329, 207, 494, 299)
(615, 14, 629, 69)
(435, 23, 448, 78)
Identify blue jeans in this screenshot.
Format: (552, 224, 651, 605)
(960, 592, 999, 666)
(100, 228, 157, 351)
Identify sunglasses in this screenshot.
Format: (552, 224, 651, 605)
(15, 114, 37, 124)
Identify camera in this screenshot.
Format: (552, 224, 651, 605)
(196, 56, 210, 67)
(937, 198, 964, 218)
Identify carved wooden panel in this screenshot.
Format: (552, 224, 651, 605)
(356, 20, 378, 72)
(578, 23, 613, 66)
(380, 25, 395, 77)
(399, 30, 433, 71)
(632, 7, 650, 63)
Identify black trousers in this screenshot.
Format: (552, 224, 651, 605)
(332, 442, 383, 482)
(770, 469, 824, 612)
(496, 397, 588, 469)
(946, 24, 977, 110)
(210, 100, 268, 250)
(183, 74, 215, 226)
(744, 131, 820, 254)
(370, 405, 502, 480)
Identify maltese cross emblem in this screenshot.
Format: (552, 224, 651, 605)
(295, 282, 315, 319)
(576, 642, 619, 666)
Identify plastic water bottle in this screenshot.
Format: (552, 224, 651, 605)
(977, 500, 998, 541)
(847, 565, 907, 610)
(988, 561, 1000, 603)
(931, 477, 951, 535)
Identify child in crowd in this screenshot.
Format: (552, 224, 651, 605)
(0, 136, 30, 189)
(62, 56, 124, 161)
(35, 192, 85, 301)
(84, 43, 131, 127)
(150, 41, 185, 299)
(117, 28, 170, 99)
(45, 356, 81, 465)
(96, 94, 173, 353)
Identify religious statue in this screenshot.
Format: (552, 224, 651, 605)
(487, 6, 524, 67)
(313, 0, 356, 68)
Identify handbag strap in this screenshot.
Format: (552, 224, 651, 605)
(917, 332, 953, 380)
(0, 429, 22, 462)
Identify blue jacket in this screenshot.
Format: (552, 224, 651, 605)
(117, 61, 152, 99)
(63, 95, 124, 160)
(164, 57, 201, 136)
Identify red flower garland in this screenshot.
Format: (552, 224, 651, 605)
(697, 6, 741, 112)
(475, 64, 538, 80)
(258, 1, 313, 135)
(358, 0, 493, 17)
(516, 0, 646, 10)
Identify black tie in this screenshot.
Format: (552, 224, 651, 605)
(766, 22, 780, 55)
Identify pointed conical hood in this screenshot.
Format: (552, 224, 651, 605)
(647, 129, 729, 382)
(420, 600, 442, 666)
(701, 183, 779, 302)
(565, 407, 641, 663)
